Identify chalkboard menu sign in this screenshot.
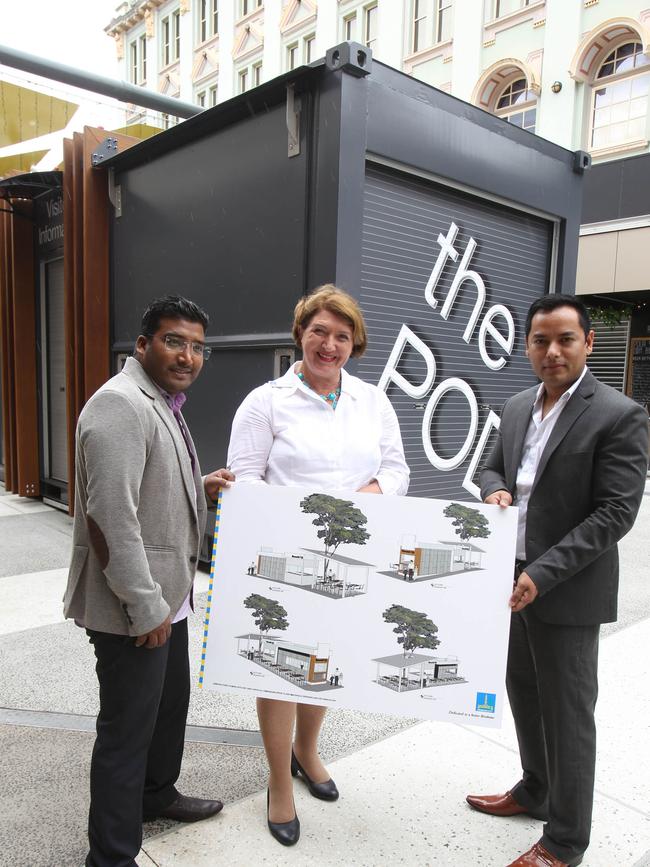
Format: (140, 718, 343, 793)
(626, 338, 650, 410)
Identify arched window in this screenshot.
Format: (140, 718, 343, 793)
(591, 41, 650, 150)
(495, 77, 536, 131)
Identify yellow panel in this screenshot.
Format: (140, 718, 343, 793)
(0, 80, 78, 147)
(109, 123, 162, 141)
(576, 232, 617, 296)
(0, 150, 49, 177)
(615, 228, 650, 293)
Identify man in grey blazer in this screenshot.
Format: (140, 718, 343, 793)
(465, 294, 648, 867)
(64, 296, 234, 867)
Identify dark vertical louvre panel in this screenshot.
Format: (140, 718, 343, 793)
(588, 318, 630, 393)
(357, 163, 553, 500)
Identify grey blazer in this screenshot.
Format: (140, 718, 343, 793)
(481, 369, 648, 625)
(63, 357, 208, 636)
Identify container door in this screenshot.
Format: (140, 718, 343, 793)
(357, 162, 555, 500)
(41, 257, 68, 487)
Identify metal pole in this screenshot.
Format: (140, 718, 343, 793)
(0, 43, 201, 119)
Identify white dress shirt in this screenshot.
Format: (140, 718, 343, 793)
(515, 366, 588, 560)
(227, 363, 409, 495)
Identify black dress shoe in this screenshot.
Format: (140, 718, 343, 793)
(145, 793, 224, 822)
(291, 750, 339, 801)
(267, 789, 300, 846)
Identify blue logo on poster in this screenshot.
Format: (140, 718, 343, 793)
(476, 692, 496, 713)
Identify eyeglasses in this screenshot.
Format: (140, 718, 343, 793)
(161, 334, 212, 360)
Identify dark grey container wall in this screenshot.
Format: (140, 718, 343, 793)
(103, 50, 586, 496)
(111, 103, 310, 341)
(582, 151, 650, 223)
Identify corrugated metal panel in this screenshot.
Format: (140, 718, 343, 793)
(357, 163, 553, 500)
(588, 317, 630, 393)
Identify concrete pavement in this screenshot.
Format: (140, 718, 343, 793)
(1, 482, 649, 866)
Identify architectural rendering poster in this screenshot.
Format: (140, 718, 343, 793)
(201, 482, 517, 728)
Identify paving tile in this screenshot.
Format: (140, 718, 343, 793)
(0, 568, 68, 635)
(0, 514, 73, 577)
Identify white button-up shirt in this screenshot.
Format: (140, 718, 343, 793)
(515, 367, 588, 560)
(227, 363, 409, 495)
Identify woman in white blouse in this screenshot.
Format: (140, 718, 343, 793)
(227, 285, 409, 846)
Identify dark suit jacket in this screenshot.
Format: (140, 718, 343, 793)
(481, 369, 648, 626)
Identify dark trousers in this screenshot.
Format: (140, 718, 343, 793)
(507, 608, 600, 863)
(85, 619, 190, 867)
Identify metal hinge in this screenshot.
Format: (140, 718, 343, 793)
(92, 137, 122, 216)
(286, 83, 301, 158)
(91, 136, 119, 166)
(107, 168, 122, 218)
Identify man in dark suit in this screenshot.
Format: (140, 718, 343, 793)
(64, 296, 234, 867)
(465, 294, 648, 867)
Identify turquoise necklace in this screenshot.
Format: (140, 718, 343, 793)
(297, 370, 342, 409)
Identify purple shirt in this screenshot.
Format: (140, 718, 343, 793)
(158, 387, 196, 622)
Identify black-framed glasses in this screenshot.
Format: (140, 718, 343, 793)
(161, 333, 212, 360)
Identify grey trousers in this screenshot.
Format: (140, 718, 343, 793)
(506, 608, 600, 863)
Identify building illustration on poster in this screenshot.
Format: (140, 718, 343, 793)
(236, 634, 337, 692)
(236, 592, 339, 691)
(250, 547, 373, 598)
(245, 492, 374, 598)
(380, 503, 490, 582)
(373, 654, 465, 693)
(373, 603, 466, 694)
(201, 482, 516, 728)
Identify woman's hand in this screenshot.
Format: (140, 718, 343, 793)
(204, 468, 235, 501)
(357, 480, 382, 494)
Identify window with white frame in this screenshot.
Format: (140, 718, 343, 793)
(495, 77, 536, 131)
(286, 42, 298, 71)
(286, 33, 315, 71)
(162, 112, 179, 129)
(129, 34, 147, 84)
(241, 0, 262, 17)
(492, 0, 530, 18)
(304, 33, 315, 64)
(411, 0, 453, 52)
(437, 0, 453, 42)
(199, 0, 218, 42)
(197, 82, 218, 104)
(364, 3, 378, 50)
(590, 41, 650, 151)
(343, 12, 357, 41)
(238, 62, 262, 93)
(162, 8, 181, 66)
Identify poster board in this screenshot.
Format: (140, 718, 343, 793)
(201, 483, 517, 728)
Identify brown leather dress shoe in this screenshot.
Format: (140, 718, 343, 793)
(145, 793, 224, 822)
(506, 841, 583, 866)
(466, 790, 530, 817)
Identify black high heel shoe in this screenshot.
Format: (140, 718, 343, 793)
(291, 750, 339, 801)
(266, 789, 300, 846)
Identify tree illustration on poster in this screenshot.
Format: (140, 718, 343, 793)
(243, 594, 289, 654)
(299, 493, 370, 578)
(443, 503, 490, 540)
(383, 604, 440, 658)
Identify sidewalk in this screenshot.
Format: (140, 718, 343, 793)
(1, 483, 649, 867)
(142, 614, 650, 865)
